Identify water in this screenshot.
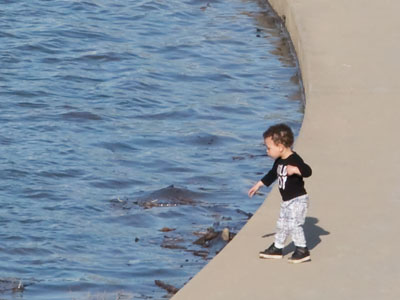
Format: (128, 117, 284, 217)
(0, 0, 304, 299)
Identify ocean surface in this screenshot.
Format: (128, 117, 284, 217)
(0, 0, 304, 299)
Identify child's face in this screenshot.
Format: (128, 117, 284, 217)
(264, 137, 282, 159)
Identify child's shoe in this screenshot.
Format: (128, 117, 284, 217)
(288, 246, 311, 264)
(259, 243, 283, 259)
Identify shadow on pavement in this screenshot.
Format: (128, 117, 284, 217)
(261, 216, 330, 254)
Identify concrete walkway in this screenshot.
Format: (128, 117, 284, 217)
(172, 0, 400, 299)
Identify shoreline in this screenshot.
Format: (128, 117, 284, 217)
(172, 0, 400, 299)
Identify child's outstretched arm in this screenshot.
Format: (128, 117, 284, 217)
(249, 162, 278, 198)
(248, 180, 265, 198)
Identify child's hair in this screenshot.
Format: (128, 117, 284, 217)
(263, 123, 294, 148)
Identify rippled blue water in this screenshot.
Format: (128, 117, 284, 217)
(0, 0, 303, 299)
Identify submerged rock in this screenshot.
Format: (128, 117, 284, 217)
(221, 227, 230, 241)
(193, 228, 219, 246)
(111, 185, 204, 209)
(160, 226, 237, 261)
(161, 235, 186, 250)
(155, 280, 179, 295)
(193, 227, 236, 247)
(236, 209, 253, 219)
(136, 185, 202, 208)
(186, 249, 209, 258)
(159, 227, 176, 232)
(0, 278, 24, 293)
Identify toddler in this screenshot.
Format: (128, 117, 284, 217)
(248, 123, 312, 263)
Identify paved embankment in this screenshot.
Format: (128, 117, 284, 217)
(172, 0, 400, 299)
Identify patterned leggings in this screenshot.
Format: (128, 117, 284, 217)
(274, 194, 309, 248)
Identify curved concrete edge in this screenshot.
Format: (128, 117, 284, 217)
(172, 1, 400, 299)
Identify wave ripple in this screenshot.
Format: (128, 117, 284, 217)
(0, 0, 304, 299)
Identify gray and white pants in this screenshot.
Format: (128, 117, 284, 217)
(274, 194, 309, 249)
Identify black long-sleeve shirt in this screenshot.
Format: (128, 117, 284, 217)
(261, 152, 312, 201)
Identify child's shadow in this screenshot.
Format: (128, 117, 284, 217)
(262, 217, 329, 254)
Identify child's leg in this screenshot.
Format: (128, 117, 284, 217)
(289, 195, 309, 247)
(274, 201, 291, 249)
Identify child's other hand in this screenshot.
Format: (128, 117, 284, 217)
(286, 165, 300, 176)
(248, 181, 264, 198)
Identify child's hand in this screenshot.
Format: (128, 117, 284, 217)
(286, 165, 301, 176)
(248, 181, 264, 198)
